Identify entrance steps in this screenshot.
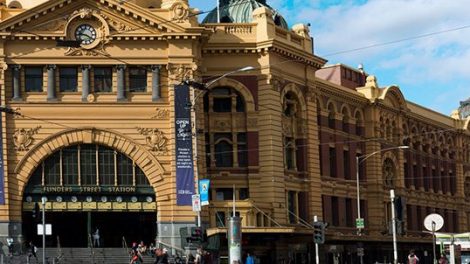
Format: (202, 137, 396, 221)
(8, 247, 154, 264)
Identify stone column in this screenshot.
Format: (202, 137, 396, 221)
(151, 65, 161, 102)
(81, 65, 91, 102)
(47, 65, 57, 101)
(117, 65, 126, 101)
(12, 65, 21, 101)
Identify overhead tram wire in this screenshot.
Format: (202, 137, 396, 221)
(322, 24, 470, 57)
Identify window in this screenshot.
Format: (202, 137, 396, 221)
(59, 67, 78, 92)
(81, 145, 97, 185)
(239, 188, 249, 200)
(94, 67, 112, 92)
(287, 191, 297, 224)
(329, 147, 336, 177)
(62, 147, 78, 185)
(44, 152, 60, 185)
(25, 67, 43, 92)
(205, 87, 245, 113)
(118, 153, 133, 185)
(216, 211, 226, 227)
(237, 133, 248, 167)
(215, 188, 233, 201)
(99, 146, 114, 185)
(343, 150, 350, 179)
(129, 67, 147, 92)
(214, 133, 233, 167)
(26, 144, 150, 188)
(285, 137, 296, 170)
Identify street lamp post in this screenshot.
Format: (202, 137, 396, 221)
(355, 145, 409, 263)
(390, 189, 398, 264)
(185, 66, 255, 228)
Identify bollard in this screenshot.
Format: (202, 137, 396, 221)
(1, 254, 3, 264)
(26, 255, 30, 264)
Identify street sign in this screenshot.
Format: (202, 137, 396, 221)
(192, 194, 201, 212)
(37, 224, 52, 235)
(356, 218, 365, 229)
(357, 247, 364, 257)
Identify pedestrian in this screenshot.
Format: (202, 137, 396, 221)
(160, 248, 169, 264)
(154, 248, 163, 264)
(246, 252, 255, 264)
(408, 250, 419, 264)
(6, 237, 13, 257)
(28, 241, 38, 262)
(93, 227, 100, 247)
(195, 247, 204, 264)
(439, 254, 449, 264)
(186, 253, 195, 264)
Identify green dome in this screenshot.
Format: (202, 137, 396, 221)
(202, 0, 289, 30)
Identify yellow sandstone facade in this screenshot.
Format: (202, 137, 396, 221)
(0, 0, 468, 262)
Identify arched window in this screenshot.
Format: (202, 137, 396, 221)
(355, 111, 364, 136)
(214, 137, 233, 168)
(328, 103, 336, 129)
(8, 0, 21, 8)
(282, 92, 304, 172)
(383, 158, 396, 188)
(26, 144, 150, 188)
(204, 87, 245, 113)
(465, 176, 470, 199)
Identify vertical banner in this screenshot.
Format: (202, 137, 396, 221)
(175, 84, 195, 205)
(199, 179, 210, 206)
(0, 111, 4, 204)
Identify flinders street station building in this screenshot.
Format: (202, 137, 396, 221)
(0, 0, 468, 263)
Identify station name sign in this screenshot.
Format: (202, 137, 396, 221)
(42, 186, 137, 193)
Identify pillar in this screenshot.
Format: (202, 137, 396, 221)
(12, 65, 21, 101)
(151, 65, 161, 101)
(81, 65, 91, 102)
(47, 64, 56, 101)
(117, 65, 126, 101)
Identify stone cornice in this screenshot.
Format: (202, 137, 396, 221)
(0, 0, 195, 34)
(316, 78, 369, 107)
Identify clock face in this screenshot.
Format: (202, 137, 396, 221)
(75, 24, 97, 45)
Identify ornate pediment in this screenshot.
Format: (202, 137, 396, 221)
(0, 0, 190, 35)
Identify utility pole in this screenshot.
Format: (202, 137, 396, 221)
(41, 196, 46, 264)
(228, 185, 241, 264)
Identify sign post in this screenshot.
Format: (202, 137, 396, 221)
(192, 194, 201, 212)
(355, 218, 364, 229)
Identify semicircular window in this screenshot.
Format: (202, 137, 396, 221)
(24, 144, 151, 197)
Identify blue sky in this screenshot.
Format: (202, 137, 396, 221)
(188, 0, 470, 116)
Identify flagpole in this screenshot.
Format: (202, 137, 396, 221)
(217, 0, 220, 23)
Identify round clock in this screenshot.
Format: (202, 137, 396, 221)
(75, 24, 97, 45)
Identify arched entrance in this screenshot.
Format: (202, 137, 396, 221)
(21, 143, 157, 247)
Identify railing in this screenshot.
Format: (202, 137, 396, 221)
(55, 236, 64, 263)
(88, 234, 95, 264)
(122, 236, 131, 262)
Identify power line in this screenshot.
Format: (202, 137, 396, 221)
(322, 24, 470, 57)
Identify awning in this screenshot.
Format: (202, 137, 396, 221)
(207, 227, 308, 237)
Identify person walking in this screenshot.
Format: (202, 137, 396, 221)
(439, 254, 449, 264)
(6, 237, 13, 257)
(28, 241, 38, 263)
(408, 250, 419, 264)
(246, 252, 255, 264)
(93, 227, 100, 247)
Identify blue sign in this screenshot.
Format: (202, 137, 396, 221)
(0, 111, 4, 204)
(175, 84, 195, 206)
(199, 179, 210, 206)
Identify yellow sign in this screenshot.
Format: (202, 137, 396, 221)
(67, 202, 82, 210)
(98, 202, 112, 210)
(82, 202, 97, 209)
(53, 202, 67, 210)
(127, 202, 142, 210)
(113, 202, 127, 210)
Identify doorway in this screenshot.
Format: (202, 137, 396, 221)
(22, 211, 156, 247)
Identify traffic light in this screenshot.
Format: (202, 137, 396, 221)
(32, 202, 40, 221)
(186, 227, 207, 244)
(313, 221, 326, 244)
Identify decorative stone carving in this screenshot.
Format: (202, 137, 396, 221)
(151, 108, 170, 120)
(72, 7, 97, 19)
(101, 14, 134, 32)
(167, 64, 197, 82)
(136, 127, 168, 154)
(268, 75, 285, 92)
(0, 62, 8, 73)
(13, 126, 41, 151)
(33, 19, 66, 32)
(247, 118, 258, 129)
(171, 2, 189, 23)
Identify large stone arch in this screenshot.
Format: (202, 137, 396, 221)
(380, 85, 408, 110)
(208, 78, 256, 112)
(15, 127, 166, 201)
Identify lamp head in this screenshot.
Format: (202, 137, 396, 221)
(398, 146, 409, 149)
